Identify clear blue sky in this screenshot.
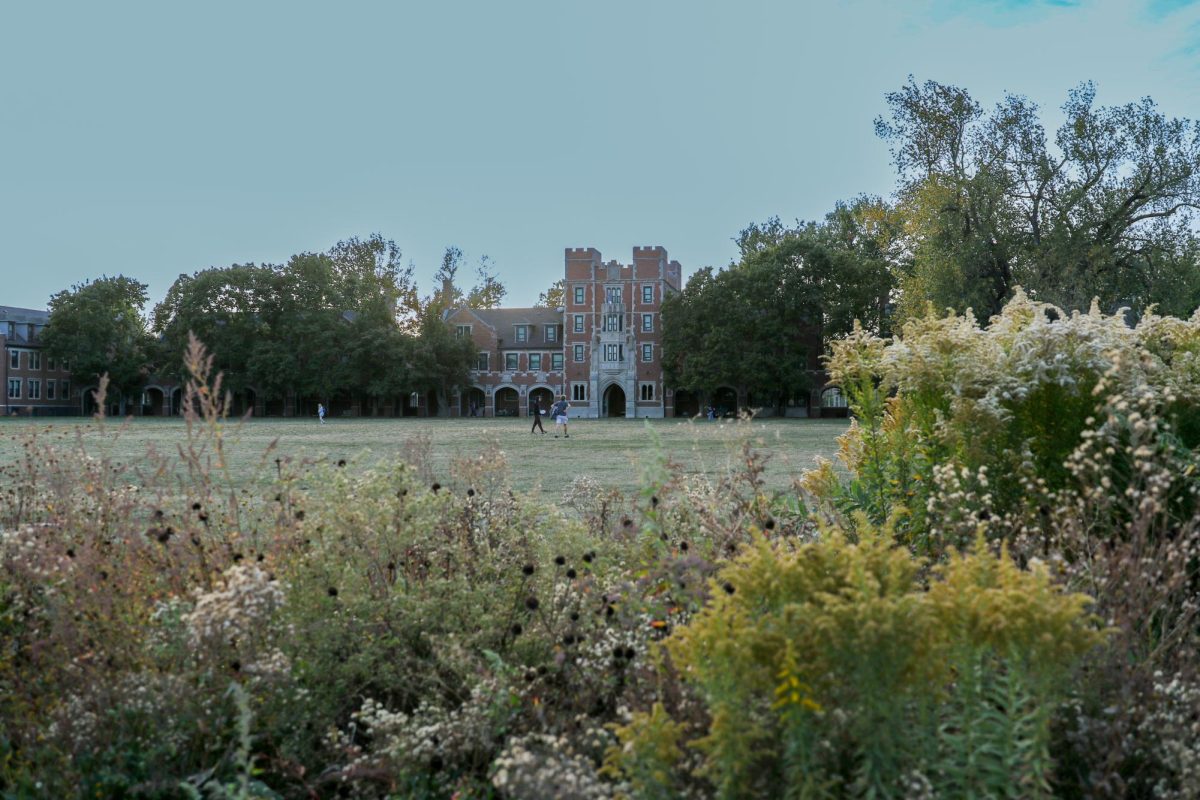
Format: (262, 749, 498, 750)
(3, 0, 1199, 312)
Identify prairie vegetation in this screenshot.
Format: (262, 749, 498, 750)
(2, 301, 1199, 798)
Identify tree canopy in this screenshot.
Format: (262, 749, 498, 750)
(877, 78, 1200, 319)
(42, 275, 153, 412)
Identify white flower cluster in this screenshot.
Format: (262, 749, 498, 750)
(351, 684, 497, 773)
(490, 733, 613, 800)
(183, 564, 284, 647)
(1139, 673, 1200, 800)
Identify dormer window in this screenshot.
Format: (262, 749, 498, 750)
(545, 325, 557, 343)
(515, 325, 529, 343)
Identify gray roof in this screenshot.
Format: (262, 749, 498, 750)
(0, 307, 50, 324)
(453, 307, 564, 349)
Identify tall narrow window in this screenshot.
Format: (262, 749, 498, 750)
(476, 352, 490, 371)
(27, 380, 40, 399)
(9, 351, 18, 370)
(529, 353, 542, 371)
(573, 314, 584, 333)
(46, 380, 55, 400)
(642, 284, 654, 304)
(573, 286, 585, 304)
(573, 344, 585, 362)
(642, 314, 653, 332)
(641, 344, 653, 362)
(505, 352, 519, 371)
(515, 325, 528, 343)
(572, 383, 588, 401)
(7, 379, 19, 398)
(606, 286, 622, 304)
(551, 352, 564, 370)
(545, 325, 557, 343)
(640, 383, 655, 401)
(28, 352, 40, 370)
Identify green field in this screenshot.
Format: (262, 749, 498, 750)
(0, 416, 848, 498)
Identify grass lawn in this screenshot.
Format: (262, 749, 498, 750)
(0, 416, 849, 498)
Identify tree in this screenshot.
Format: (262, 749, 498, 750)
(536, 279, 565, 308)
(466, 254, 507, 309)
(42, 276, 153, 414)
(664, 216, 892, 413)
(877, 78, 1200, 319)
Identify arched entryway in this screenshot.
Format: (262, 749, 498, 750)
(462, 387, 486, 417)
(170, 387, 183, 416)
(142, 387, 166, 416)
(712, 387, 738, 418)
(228, 388, 257, 418)
(529, 387, 554, 416)
(602, 384, 626, 417)
(674, 388, 699, 417)
(820, 386, 849, 418)
(494, 387, 519, 417)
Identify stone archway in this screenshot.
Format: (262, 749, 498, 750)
(602, 384, 626, 417)
(462, 387, 487, 417)
(494, 387, 519, 417)
(820, 386, 849, 418)
(674, 388, 699, 417)
(712, 387, 738, 418)
(142, 386, 166, 416)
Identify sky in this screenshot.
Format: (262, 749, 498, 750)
(3, 0, 1200, 313)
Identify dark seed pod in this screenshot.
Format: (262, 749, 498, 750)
(525, 596, 539, 611)
(554, 555, 566, 566)
(723, 582, 735, 595)
(522, 564, 535, 576)
(566, 568, 577, 579)
(511, 623, 523, 636)
(327, 587, 339, 597)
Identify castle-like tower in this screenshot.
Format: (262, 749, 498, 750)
(562, 246, 682, 418)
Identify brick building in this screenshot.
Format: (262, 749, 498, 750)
(444, 245, 681, 418)
(0, 306, 77, 416)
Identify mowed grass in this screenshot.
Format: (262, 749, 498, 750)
(0, 416, 849, 498)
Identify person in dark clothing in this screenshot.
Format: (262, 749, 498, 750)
(530, 399, 546, 434)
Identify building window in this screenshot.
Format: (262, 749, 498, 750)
(505, 352, 519, 371)
(642, 314, 653, 332)
(603, 313, 622, 332)
(46, 380, 55, 400)
(642, 284, 654, 304)
(573, 344, 585, 362)
(47, 356, 56, 371)
(27, 379, 39, 400)
(574, 286, 585, 305)
(529, 353, 542, 371)
(573, 314, 584, 333)
(606, 286, 622, 304)
(642, 343, 653, 362)
(7, 379, 19, 398)
(604, 344, 623, 362)
(545, 325, 557, 343)
(551, 352, 564, 370)
(28, 352, 40, 370)
(640, 382, 655, 401)
(62, 359, 68, 371)
(61, 380, 70, 399)
(476, 352, 490, 372)
(9, 351, 18, 370)
(572, 382, 588, 401)
(514, 325, 528, 343)
(455, 324, 471, 339)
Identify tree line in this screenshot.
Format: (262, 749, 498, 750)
(41, 236, 505, 414)
(661, 78, 1200, 409)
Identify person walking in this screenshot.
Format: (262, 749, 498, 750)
(530, 398, 546, 434)
(552, 395, 570, 438)
(318, 403, 326, 424)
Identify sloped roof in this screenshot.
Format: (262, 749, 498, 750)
(0, 307, 50, 324)
(449, 306, 564, 349)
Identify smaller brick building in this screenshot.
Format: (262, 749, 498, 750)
(0, 306, 77, 416)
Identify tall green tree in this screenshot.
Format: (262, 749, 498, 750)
(664, 216, 891, 412)
(877, 78, 1200, 319)
(42, 276, 153, 414)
